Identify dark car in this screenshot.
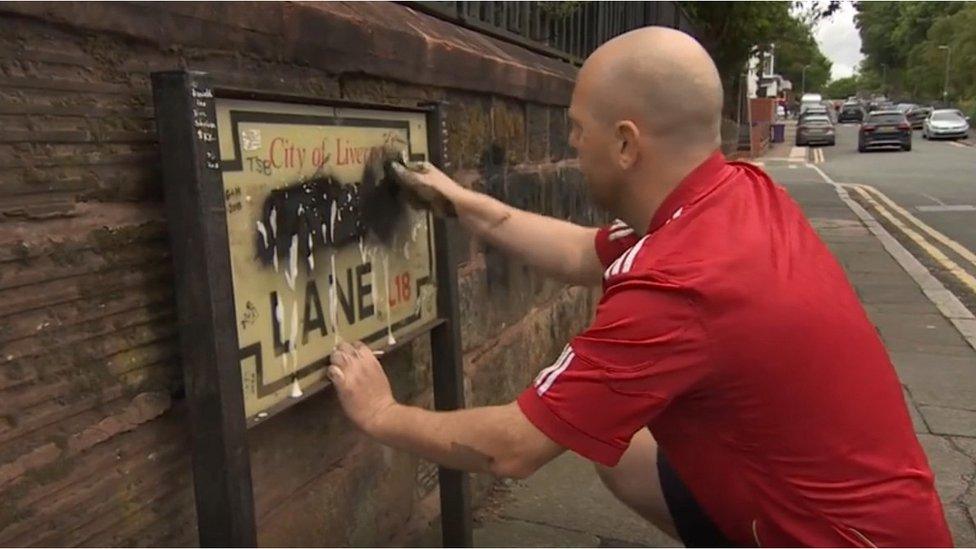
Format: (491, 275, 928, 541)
(796, 115, 836, 146)
(858, 111, 912, 152)
(837, 103, 864, 123)
(907, 106, 933, 129)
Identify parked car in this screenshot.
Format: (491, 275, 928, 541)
(858, 111, 912, 152)
(837, 102, 864, 123)
(796, 115, 836, 146)
(906, 106, 933, 129)
(922, 109, 970, 140)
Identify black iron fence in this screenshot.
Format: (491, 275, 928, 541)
(403, 1, 697, 64)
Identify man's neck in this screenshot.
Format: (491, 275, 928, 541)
(615, 148, 714, 235)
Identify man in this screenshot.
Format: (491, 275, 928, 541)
(327, 27, 952, 546)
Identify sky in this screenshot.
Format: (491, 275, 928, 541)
(813, 1, 864, 80)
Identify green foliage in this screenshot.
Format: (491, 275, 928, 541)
(681, 1, 795, 81)
(681, 1, 833, 107)
(823, 75, 860, 99)
(855, 1, 973, 104)
(772, 15, 832, 94)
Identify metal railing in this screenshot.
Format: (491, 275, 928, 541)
(403, 1, 697, 65)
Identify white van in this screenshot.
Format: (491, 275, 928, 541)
(801, 93, 823, 104)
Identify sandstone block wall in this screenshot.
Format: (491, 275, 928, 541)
(0, 2, 610, 545)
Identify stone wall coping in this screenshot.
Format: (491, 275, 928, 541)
(0, 1, 578, 106)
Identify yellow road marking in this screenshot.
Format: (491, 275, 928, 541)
(856, 183, 976, 270)
(848, 184, 976, 294)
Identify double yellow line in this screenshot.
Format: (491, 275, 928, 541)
(846, 183, 976, 293)
(810, 148, 826, 164)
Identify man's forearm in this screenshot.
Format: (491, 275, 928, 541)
(371, 402, 561, 479)
(449, 186, 602, 286)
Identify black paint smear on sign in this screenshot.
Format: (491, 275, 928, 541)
(255, 148, 410, 269)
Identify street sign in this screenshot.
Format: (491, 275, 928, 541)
(152, 72, 471, 548)
(214, 98, 438, 422)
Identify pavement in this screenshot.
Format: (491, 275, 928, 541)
(417, 120, 976, 547)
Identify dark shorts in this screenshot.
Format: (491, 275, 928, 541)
(657, 448, 737, 547)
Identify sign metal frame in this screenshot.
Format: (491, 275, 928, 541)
(151, 71, 471, 547)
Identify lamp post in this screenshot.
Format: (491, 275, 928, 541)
(881, 63, 887, 97)
(801, 64, 810, 96)
(938, 45, 951, 105)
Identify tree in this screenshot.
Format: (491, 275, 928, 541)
(681, 2, 794, 84)
(823, 75, 860, 99)
(772, 16, 832, 94)
(854, 1, 964, 98)
(856, 0, 976, 116)
(681, 2, 832, 111)
(905, 4, 976, 106)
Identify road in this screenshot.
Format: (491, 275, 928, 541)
(820, 124, 976, 250)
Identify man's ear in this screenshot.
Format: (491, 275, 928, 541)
(615, 120, 640, 170)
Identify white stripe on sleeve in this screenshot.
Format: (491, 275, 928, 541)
(620, 235, 650, 274)
(534, 345, 572, 387)
(608, 227, 635, 241)
(537, 350, 576, 396)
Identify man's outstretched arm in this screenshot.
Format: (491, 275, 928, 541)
(392, 162, 607, 286)
(328, 341, 565, 478)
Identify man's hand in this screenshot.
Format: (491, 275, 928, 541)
(328, 341, 398, 436)
(390, 161, 462, 217)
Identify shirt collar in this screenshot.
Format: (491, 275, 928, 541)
(646, 150, 731, 234)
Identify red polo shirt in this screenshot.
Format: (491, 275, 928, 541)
(517, 152, 951, 546)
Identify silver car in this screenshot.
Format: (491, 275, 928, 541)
(796, 115, 836, 146)
(923, 109, 970, 140)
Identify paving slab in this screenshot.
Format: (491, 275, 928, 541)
(919, 406, 976, 437)
(891, 352, 976, 410)
(880, 339, 976, 357)
(854, 283, 933, 306)
(918, 434, 976, 503)
(495, 452, 680, 548)
(953, 438, 976, 460)
(863, 301, 942, 316)
(875, 314, 972, 348)
(848, 271, 937, 288)
(474, 518, 600, 547)
(904, 387, 930, 434)
(945, 505, 976, 547)
(821, 241, 888, 256)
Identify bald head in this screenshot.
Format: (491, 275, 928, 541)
(577, 27, 723, 149)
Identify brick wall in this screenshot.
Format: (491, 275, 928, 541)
(0, 2, 601, 545)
